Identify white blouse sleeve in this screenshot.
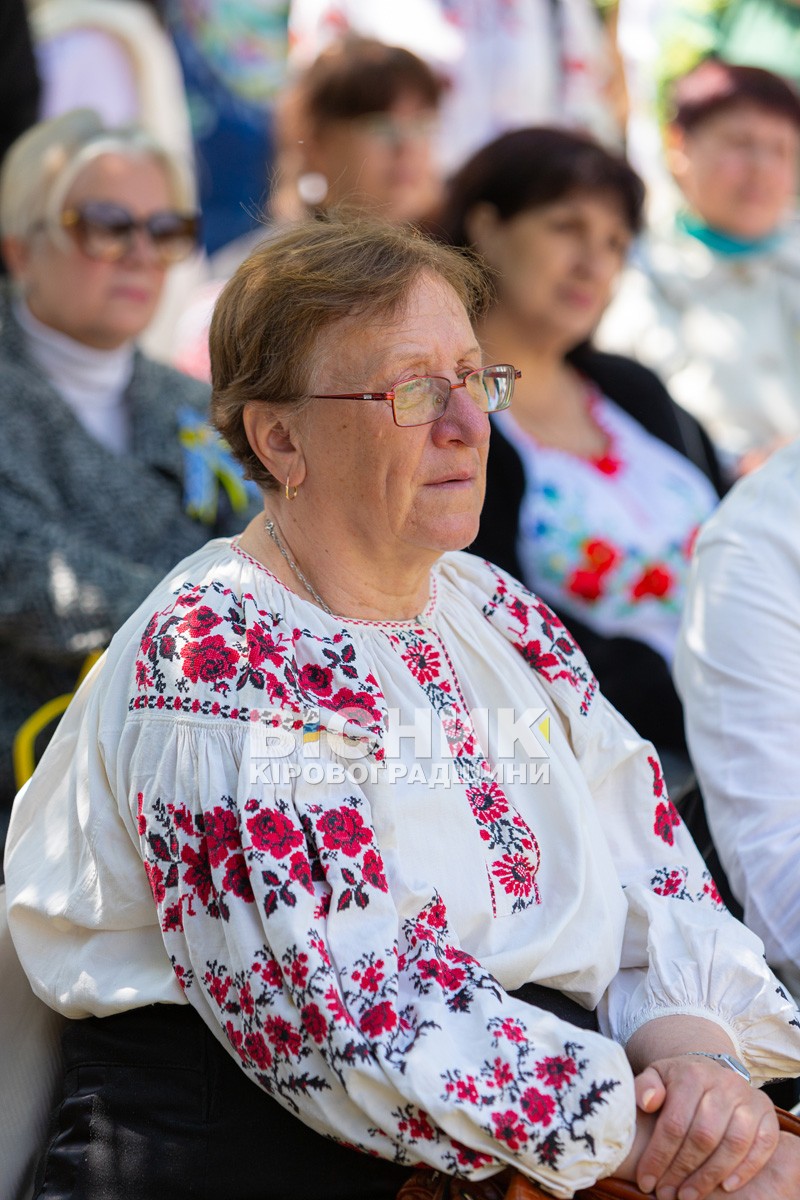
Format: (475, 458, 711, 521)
(469, 556, 800, 1088)
(118, 714, 635, 1197)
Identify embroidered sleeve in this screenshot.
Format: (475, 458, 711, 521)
(121, 585, 636, 1196)
(471, 558, 800, 1083)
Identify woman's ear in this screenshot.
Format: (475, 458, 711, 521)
(663, 123, 690, 185)
(463, 202, 504, 267)
(1, 235, 31, 282)
(242, 404, 307, 492)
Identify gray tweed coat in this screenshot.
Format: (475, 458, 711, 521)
(0, 287, 258, 814)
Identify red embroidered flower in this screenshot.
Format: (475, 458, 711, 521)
(324, 986, 350, 1024)
(288, 850, 315, 893)
(418, 959, 465, 991)
(453, 1144, 495, 1170)
(654, 867, 685, 897)
(592, 452, 622, 475)
(208, 973, 230, 1006)
(223, 853, 254, 902)
(466, 780, 509, 823)
(455, 1076, 480, 1105)
(317, 806, 372, 856)
(239, 982, 255, 1015)
(263, 957, 283, 989)
(703, 878, 724, 908)
(244, 1031, 272, 1069)
(204, 806, 240, 866)
(654, 800, 680, 845)
(360, 1001, 397, 1037)
(329, 687, 381, 722)
(181, 843, 213, 905)
(246, 808, 304, 858)
(401, 639, 442, 684)
(492, 1058, 514, 1088)
(144, 861, 166, 903)
(631, 565, 673, 600)
(181, 634, 239, 684)
(424, 897, 448, 929)
(567, 568, 604, 602)
(535, 1055, 578, 1089)
(492, 851, 540, 900)
(288, 953, 309, 988)
(498, 1018, 526, 1044)
(584, 538, 619, 574)
(299, 663, 334, 697)
(361, 848, 388, 892)
(407, 1112, 436, 1141)
(246, 624, 287, 669)
(179, 605, 222, 637)
(302, 1002, 328, 1043)
(649, 755, 666, 799)
(492, 1110, 528, 1150)
(520, 1086, 556, 1126)
(521, 640, 561, 676)
(357, 962, 384, 993)
(264, 1015, 303, 1058)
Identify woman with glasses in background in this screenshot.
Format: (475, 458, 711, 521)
(7, 214, 800, 1199)
(0, 108, 256, 847)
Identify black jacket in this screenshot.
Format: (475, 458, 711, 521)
(470, 347, 726, 754)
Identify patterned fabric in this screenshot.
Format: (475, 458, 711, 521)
(496, 393, 718, 665)
(7, 543, 800, 1197)
(0, 286, 260, 808)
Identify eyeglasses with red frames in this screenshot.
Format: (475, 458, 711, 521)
(58, 201, 200, 266)
(311, 363, 520, 428)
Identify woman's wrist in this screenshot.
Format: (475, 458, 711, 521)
(625, 1013, 740, 1074)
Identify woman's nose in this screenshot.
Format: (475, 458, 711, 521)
(432, 383, 490, 447)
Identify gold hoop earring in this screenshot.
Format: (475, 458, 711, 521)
(285, 476, 298, 501)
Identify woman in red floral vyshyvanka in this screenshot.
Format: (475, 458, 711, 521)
(6, 216, 800, 1200)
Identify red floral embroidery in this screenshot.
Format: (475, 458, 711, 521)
(181, 634, 239, 686)
(535, 1055, 579, 1090)
(631, 564, 673, 601)
(566, 567, 604, 602)
(520, 1086, 556, 1126)
(247, 808, 304, 858)
(654, 800, 680, 846)
(316, 806, 372, 856)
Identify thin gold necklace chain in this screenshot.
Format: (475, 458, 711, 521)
(264, 519, 333, 615)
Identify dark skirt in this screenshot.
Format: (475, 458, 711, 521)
(34, 986, 599, 1199)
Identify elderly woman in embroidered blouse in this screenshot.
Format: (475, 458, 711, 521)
(6, 216, 800, 1200)
(0, 108, 256, 838)
(434, 127, 726, 790)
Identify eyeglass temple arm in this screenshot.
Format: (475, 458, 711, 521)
(310, 393, 393, 401)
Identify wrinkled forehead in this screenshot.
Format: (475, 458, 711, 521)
(308, 272, 477, 391)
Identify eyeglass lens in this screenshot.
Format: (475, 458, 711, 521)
(65, 202, 199, 265)
(393, 365, 515, 427)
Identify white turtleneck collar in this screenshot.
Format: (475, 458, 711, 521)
(14, 298, 136, 455)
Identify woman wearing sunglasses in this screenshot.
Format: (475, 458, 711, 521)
(434, 128, 727, 798)
(7, 215, 800, 1199)
(0, 108, 256, 844)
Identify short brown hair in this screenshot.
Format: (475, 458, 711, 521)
(670, 60, 800, 133)
(210, 213, 490, 490)
(301, 35, 444, 128)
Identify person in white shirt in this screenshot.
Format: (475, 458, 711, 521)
(598, 60, 800, 479)
(674, 437, 800, 1005)
(6, 215, 800, 1199)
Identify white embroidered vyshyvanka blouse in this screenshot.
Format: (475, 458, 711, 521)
(6, 541, 800, 1197)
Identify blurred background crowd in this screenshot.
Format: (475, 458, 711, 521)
(2, 0, 800, 994)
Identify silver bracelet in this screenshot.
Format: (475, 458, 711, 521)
(683, 1052, 751, 1083)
